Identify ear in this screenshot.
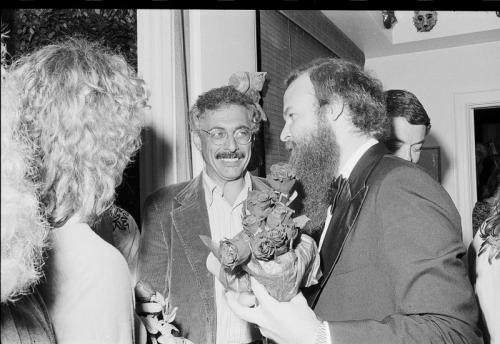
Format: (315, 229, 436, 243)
(193, 132, 202, 152)
(323, 99, 345, 123)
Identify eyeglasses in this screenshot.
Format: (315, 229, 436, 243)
(198, 127, 253, 145)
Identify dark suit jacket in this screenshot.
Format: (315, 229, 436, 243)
(310, 143, 483, 344)
(137, 173, 270, 344)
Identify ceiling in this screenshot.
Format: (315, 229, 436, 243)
(321, 11, 500, 59)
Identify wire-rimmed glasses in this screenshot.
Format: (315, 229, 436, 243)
(198, 127, 253, 145)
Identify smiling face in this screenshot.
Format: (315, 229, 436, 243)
(392, 117, 427, 163)
(194, 104, 253, 185)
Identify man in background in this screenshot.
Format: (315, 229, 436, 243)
(137, 85, 267, 344)
(383, 89, 431, 163)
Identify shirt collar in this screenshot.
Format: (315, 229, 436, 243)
(338, 138, 378, 179)
(202, 170, 252, 207)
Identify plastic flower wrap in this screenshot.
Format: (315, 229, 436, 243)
(135, 281, 194, 344)
(201, 163, 321, 302)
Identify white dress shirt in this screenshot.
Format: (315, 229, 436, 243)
(202, 171, 260, 344)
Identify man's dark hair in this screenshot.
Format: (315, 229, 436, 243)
(383, 89, 431, 153)
(384, 89, 430, 127)
(285, 57, 390, 140)
(189, 85, 261, 133)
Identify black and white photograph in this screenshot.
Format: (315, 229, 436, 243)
(1, 8, 499, 344)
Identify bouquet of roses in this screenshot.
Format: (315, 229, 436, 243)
(201, 162, 321, 302)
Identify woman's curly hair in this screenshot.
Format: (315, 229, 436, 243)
(1, 33, 50, 303)
(10, 37, 149, 228)
(285, 57, 390, 141)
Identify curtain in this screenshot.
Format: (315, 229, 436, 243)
(137, 10, 192, 213)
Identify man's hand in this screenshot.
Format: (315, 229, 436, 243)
(225, 276, 322, 344)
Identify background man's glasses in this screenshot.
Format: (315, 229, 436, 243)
(199, 127, 253, 145)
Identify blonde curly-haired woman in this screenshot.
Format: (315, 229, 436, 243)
(10, 37, 148, 344)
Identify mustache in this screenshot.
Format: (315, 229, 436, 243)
(216, 151, 245, 159)
(285, 141, 295, 151)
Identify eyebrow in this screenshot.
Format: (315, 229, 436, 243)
(207, 125, 250, 131)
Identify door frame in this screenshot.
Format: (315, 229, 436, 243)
(454, 88, 500, 245)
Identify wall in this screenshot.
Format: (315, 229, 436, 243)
(366, 41, 500, 243)
(186, 10, 258, 176)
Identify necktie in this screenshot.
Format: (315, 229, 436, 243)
(327, 175, 349, 213)
(320, 175, 349, 271)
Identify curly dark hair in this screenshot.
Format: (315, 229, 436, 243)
(189, 85, 262, 133)
(285, 57, 390, 140)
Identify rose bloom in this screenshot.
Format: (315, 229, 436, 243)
(242, 214, 264, 234)
(250, 232, 276, 261)
(266, 162, 296, 195)
(245, 189, 276, 218)
(266, 203, 294, 229)
(220, 237, 251, 270)
(266, 225, 289, 257)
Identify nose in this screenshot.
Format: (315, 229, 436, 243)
(223, 133, 238, 151)
(280, 122, 290, 142)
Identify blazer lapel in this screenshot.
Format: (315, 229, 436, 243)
(309, 143, 388, 308)
(171, 175, 215, 330)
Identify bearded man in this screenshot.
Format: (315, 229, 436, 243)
(226, 58, 482, 344)
(1, 37, 55, 343)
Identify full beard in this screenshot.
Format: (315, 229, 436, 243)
(288, 118, 340, 235)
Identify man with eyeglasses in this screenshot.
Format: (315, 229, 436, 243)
(382, 89, 431, 163)
(137, 85, 268, 344)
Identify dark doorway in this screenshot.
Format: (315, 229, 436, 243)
(473, 106, 500, 202)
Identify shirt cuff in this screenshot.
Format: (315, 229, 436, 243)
(314, 321, 331, 344)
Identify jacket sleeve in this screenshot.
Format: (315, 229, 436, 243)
(137, 191, 171, 297)
(328, 166, 483, 344)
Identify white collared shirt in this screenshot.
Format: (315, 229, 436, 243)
(202, 171, 260, 344)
